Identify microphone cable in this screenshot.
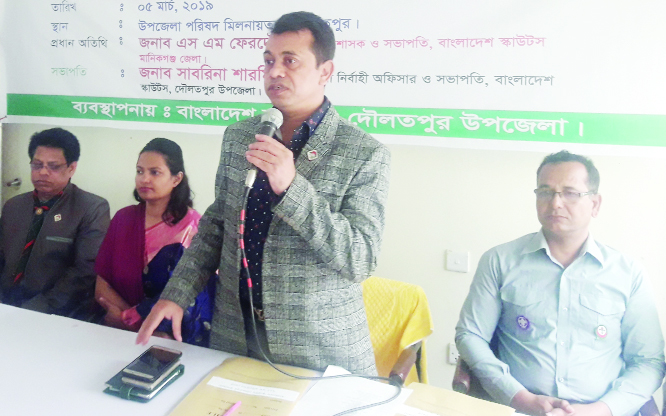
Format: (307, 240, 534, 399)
(238, 170, 403, 416)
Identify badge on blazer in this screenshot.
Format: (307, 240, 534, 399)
(35, 208, 43, 215)
(516, 315, 530, 330)
(54, 214, 62, 222)
(307, 150, 318, 161)
(596, 325, 607, 339)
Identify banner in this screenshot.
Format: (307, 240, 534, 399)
(2, 1, 665, 147)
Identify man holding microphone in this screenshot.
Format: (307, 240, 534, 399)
(137, 11, 390, 375)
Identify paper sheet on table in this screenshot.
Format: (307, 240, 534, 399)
(169, 357, 316, 416)
(394, 383, 515, 416)
(291, 365, 412, 416)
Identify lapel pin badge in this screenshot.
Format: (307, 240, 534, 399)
(35, 208, 44, 215)
(596, 325, 607, 339)
(307, 150, 318, 161)
(54, 214, 62, 222)
(516, 315, 530, 330)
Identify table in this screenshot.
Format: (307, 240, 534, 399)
(0, 304, 233, 416)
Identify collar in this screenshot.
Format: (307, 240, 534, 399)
(580, 234, 604, 266)
(269, 97, 331, 146)
(302, 96, 331, 137)
(522, 230, 605, 267)
(284, 97, 331, 141)
(33, 181, 71, 203)
(283, 97, 331, 156)
(32, 188, 65, 208)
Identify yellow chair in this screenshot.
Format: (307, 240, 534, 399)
(362, 276, 433, 385)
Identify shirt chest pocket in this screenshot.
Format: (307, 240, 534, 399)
(579, 294, 625, 343)
(500, 286, 544, 342)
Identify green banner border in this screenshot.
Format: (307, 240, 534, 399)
(7, 94, 666, 147)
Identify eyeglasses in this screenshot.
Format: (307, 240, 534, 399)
(534, 188, 596, 202)
(29, 162, 68, 173)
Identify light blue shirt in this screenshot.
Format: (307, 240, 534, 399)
(456, 231, 665, 416)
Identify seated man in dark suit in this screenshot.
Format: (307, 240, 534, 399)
(0, 128, 110, 316)
(456, 150, 665, 416)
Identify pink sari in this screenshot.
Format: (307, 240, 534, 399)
(144, 210, 199, 266)
(95, 204, 200, 306)
(96, 204, 215, 345)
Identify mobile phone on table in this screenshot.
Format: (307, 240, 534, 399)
(105, 364, 184, 402)
(130, 365, 183, 399)
(121, 360, 180, 390)
(122, 345, 182, 381)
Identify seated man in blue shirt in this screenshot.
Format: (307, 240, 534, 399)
(456, 150, 665, 416)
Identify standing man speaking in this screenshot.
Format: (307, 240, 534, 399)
(138, 11, 390, 375)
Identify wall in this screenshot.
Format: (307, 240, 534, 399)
(0, 0, 6, 186)
(4, 122, 666, 400)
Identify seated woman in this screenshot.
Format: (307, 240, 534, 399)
(94, 138, 214, 346)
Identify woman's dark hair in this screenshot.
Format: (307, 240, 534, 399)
(134, 138, 193, 225)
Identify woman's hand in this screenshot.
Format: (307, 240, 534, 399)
(98, 296, 127, 329)
(95, 276, 132, 329)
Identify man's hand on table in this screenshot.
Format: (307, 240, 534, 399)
(136, 299, 184, 344)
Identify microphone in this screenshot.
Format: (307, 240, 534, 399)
(245, 169, 257, 188)
(258, 107, 283, 137)
(246, 108, 284, 188)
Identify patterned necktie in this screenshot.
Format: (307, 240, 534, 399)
(13, 191, 63, 283)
